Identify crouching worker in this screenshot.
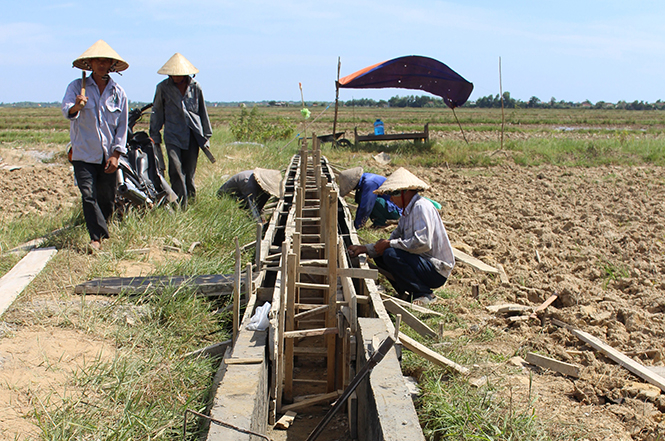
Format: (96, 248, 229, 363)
(347, 168, 454, 305)
(217, 168, 282, 221)
(338, 166, 401, 230)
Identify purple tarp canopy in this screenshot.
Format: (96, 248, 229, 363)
(338, 55, 473, 109)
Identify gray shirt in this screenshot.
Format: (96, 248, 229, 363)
(62, 75, 128, 163)
(149, 77, 212, 149)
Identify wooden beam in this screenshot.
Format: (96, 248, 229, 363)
(294, 304, 329, 321)
(378, 293, 445, 317)
(284, 327, 339, 339)
(280, 390, 342, 413)
(566, 326, 665, 392)
(452, 247, 499, 274)
(233, 237, 241, 342)
(526, 352, 580, 378)
(399, 333, 469, 375)
(0, 247, 57, 317)
(383, 299, 437, 339)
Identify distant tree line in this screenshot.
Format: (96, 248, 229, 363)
(342, 92, 665, 110)
(3, 94, 665, 110)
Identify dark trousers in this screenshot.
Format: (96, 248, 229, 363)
(374, 248, 447, 298)
(167, 132, 199, 209)
(73, 161, 116, 242)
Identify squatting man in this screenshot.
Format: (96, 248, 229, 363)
(347, 167, 455, 305)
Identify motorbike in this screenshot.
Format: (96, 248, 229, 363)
(115, 103, 177, 212)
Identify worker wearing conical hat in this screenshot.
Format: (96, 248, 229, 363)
(338, 166, 401, 229)
(217, 169, 283, 221)
(348, 167, 455, 305)
(61, 40, 129, 251)
(150, 53, 212, 209)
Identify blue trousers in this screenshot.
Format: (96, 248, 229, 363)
(374, 248, 447, 298)
(73, 160, 116, 242)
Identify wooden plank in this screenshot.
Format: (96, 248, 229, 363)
(496, 263, 509, 284)
(529, 293, 558, 319)
(383, 299, 437, 339)
(569, 327, 665, 392)
(75, 273, 236, 296)
(295, 282, 330, 290)
(224, 357, 264, 365)
(284, 252, 297, 402)
(183, 339, 232, 359)
(284, 327, 338, 339)
(294, 347, 327, 356)
(274, 411, 297, 430)
(378, 293, 445, 317)
(298, 265, 377, 279)
(233, 238, 241, 342)
(294, 304, 328, 321)
(526, 352, 580, 377)
(486, 304, 533, 315)
(399, 333, 469, 375)
(452, 247, 499, 274)
(280, 390, 342, 413)
(0, 247, 57, 317)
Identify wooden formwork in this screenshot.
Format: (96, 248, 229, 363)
(207, 136, 424, 440)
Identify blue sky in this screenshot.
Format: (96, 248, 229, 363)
(2, 0, 665, 104)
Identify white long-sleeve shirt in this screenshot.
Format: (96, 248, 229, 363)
(367, 193, 455, 278)
(62, 75, 128, 163)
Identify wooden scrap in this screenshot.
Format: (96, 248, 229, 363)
(486, 304, 533, 315)
(0, 247, 58, 317)
(383, 299, 437, 339)
(187, 241, 201, 253)
(280, 390, 342, 413)
(76, 274, 236, 296)
(163, 245, 181, 253)
(529, 293, 558, 320)
(452, 248, 500, 274)
(284, 327, 339, 339)
(224, 357, 264, 365)
(526, 352, 580, 378)
(399, 333, 469, 375)
(554, 320, 665, 392)
(496, 263, 509, 284)
(378, 293, 445, 317)
(183, 339, 232, 359)
(274, 411, 297, 430)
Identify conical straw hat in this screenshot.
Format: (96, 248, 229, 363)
(72, 40, 129, 72)
(338, 167, 363, 197)
(254, 168, 283, 198)
(157, 53, 199, 76)
(373, 167, 430, 194)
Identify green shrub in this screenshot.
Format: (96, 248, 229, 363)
(230, 106, 295, 143)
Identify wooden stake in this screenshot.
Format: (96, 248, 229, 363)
(233, 237, 241, 342)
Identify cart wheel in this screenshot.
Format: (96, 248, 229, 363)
(336, 138, 352, 148)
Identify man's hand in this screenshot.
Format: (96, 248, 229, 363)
(374, 239, 391, 256)
(105, 151, 121, 173)
(68, 95, 88, 115)
(347, 245, 367, 258)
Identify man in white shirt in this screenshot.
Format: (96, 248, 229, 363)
(62, 40, 129, 250)
(348, 168, 454, 304)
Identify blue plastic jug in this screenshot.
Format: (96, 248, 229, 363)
(374, 119, 384, 135)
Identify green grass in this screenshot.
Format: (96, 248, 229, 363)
(32, 288, 226, 440)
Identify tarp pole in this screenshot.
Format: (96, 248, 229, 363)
(332, 57, 341, 146)
(452, 107, 469, 145)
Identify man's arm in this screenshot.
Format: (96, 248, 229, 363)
(149, 83, 165, 145)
